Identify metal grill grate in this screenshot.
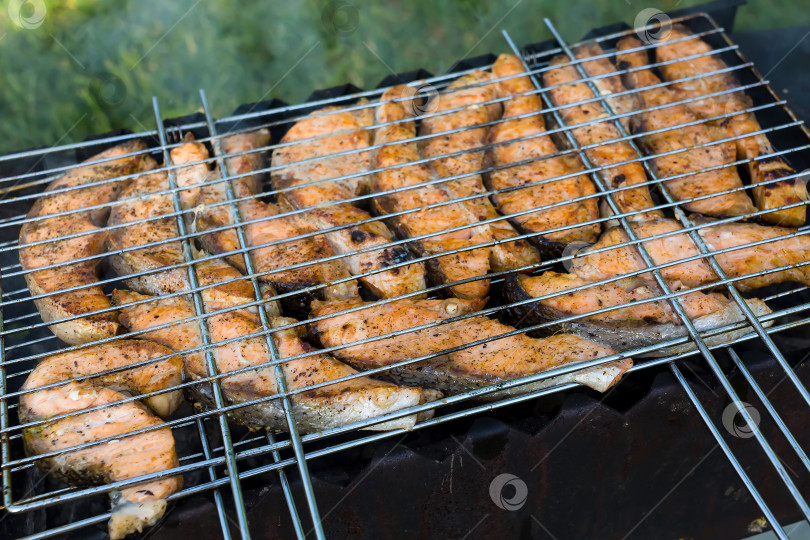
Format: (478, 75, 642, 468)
(2, 11, 810, 539)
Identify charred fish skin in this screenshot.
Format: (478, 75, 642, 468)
(488, 54, 602, 254)
(503, 272, 773, 356)
(614, 36, 757, 218)
(19, 141, 148, 345)
(654, 24, 807, 227)
(19, 340, 184, 540)
(309, 298, 632, 399)
(271, 102, 428, 299)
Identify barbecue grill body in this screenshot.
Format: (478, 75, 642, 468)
(3, 3, 810, 539)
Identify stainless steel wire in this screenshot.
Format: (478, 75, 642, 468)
(153, 98, 251, 538)
(538, 16, 810, 528)
(200, 89, 322, 540)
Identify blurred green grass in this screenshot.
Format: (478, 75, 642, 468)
(0, 0, 806, 154)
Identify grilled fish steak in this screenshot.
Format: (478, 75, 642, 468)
(488, 54, 601, 252)
(572, 42, 641, 134)
(114, 289, 438, 432)
(421, 71, 542, 269)
(373, 85, 493, 299)
(106, 155, 280, 317)
(614, 37, 757, 217)
(570, 215, 810, 292)
(505, 271, 772, 355)
(271, 102, 427, 299)
(543, 50, 660, 217)
(19, 340, 184, 540)
(310, 298, 632, 398)
(19, 141, 147, 344)
(655, 25, 807, 226)
(182, 131, 358, 315)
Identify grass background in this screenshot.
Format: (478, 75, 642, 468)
(1, 0, 807, 155)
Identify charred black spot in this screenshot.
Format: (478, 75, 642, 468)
(642, 316, 659, 324)
(760, 161, 795, 182)
(757, 156, 792, 170)
(763, 176, 795, 189)
(350, 230, 367, 243)
(612, 173, 626, 186)
(379, 247, 414, 269)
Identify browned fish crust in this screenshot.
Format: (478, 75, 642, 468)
(654, 24, 806, 226)
(113, 289, 439, 433)
(488, 54, 601, 253)
(172, 131, 355, 316)
(272, 102, 427, 299)
(614, 37, 757, 218)
(310, 298, 632, 398)
(19, 141, 148, 344)
(19, 339, 184, 540)
(544, 49, 660, 217)
(373, 85, 495, 299)
(421, 71, 542, 268)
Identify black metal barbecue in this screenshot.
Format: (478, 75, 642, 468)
(2, 3, 810, 539)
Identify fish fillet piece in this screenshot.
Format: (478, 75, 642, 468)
(310, 298, 632, 399)
(106, 156, 280, 317)
(505, 271, 772, 355)
(180, 131, 358, 315)
(421, 71, 541, 270)
(271, 103, 427, 299)
(655, 25, 806, 226)
(272, 102, 374, 197)
(572, 42, 641, 134)
(19, 340, 184, 540)
(19, 141, 147, 344)
(488, 54, 601, 253)
(614, 37, 756, 217)
(113, 290, 438, 432)
(543, 50, 660, 217)
(571, 215, 810, 292)
(373, 85, 492, 299)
